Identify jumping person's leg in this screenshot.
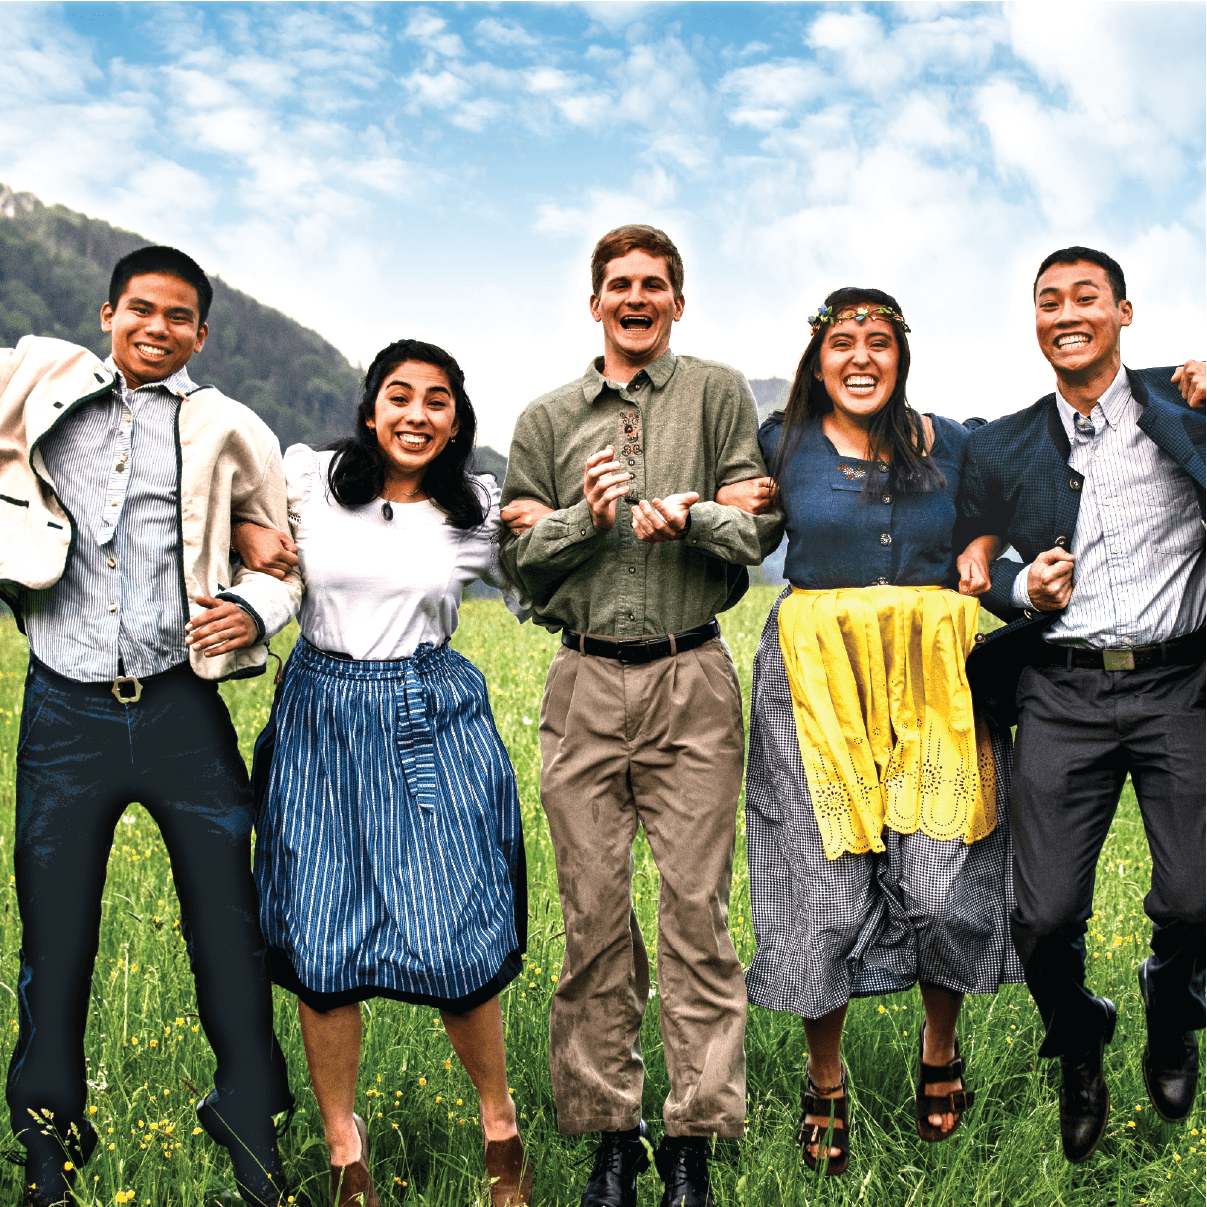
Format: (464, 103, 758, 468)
(297, 1002, 363, 1165)
(539, 647, 648, 1135)
(137, 675, 290, 1201)
(441, 997, 519, 1142)
(7, 667, 129, 1198)
(1009, 667, 1126, 1057)
(629, 639, 748, 1140)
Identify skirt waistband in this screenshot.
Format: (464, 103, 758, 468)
(292, 635, 454, 680)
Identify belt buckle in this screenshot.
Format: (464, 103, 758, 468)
(1102, 649, 1135, 671)
(111, 675, 143, 704)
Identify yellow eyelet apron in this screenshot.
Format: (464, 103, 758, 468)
(777, 584, 997, 861)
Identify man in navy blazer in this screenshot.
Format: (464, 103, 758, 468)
(960, 246, 1204, 1164)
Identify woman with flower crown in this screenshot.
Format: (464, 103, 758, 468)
(736, 287, 1023, 1176)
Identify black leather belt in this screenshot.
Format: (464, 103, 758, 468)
(29, 653, 193, 704)
(562, 619, 720, 664)
(1034, 629, 1205, 672)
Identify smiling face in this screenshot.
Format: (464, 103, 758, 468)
(365, 360, 460, 495)
(1034, 260, 1132, 385)
(815, 314, 899, 426)
(589, 248, 685, 377)
(100, 272, 207, 388)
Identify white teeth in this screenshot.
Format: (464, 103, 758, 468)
(137, 344, 167, 357)
(1057, 334, 1090, 348)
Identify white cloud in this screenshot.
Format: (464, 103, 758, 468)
(475, 17, 540, 49)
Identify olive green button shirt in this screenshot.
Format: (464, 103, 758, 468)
(500, 350, 784, 636)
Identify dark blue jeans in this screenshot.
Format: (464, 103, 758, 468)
(8, 656, 290, 1157)
(1010, 660, 1206, 1059)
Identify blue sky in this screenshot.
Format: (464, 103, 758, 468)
(4, 2, 1204, 449)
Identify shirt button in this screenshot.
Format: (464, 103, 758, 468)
(107, 557, 116, 568)
(1070, 478, 1081, 490)
(629, 613, 635, 621)
(628, 460, 635, 466)
(115, 462, 126, 473)
(110, 498, 119, 506)
(122, 410, 132, 423)
(580, 529, 587, 536)
(880, 533, 892, 546)
(882, 495, 892, 505)
(107, 602, 117, 613)
(628, 566, 636, 574)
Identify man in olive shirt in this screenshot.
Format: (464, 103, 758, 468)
(501, 224, 781, 1207)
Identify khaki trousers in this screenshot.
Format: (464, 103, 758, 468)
(539, 637, 748, 1137)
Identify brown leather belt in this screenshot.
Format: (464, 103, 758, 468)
(1033, 629, 1204, 672)
(562, 619, 720, 665)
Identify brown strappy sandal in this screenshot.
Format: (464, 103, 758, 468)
(915, 1023, 975, 1142)
(797, 1061, 851, 1177)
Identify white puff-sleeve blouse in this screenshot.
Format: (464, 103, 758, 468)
(284, 444, 527, 661)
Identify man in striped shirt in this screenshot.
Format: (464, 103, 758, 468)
(959, 246, 1205, 1165)
(0, 247, 298, 1207)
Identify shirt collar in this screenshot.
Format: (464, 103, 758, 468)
(1055, 363, 1131, 437)
(581, 348, 678, 404)
(104, 355, 196, 399)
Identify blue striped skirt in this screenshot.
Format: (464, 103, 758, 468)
(253, 638, 526, 1008)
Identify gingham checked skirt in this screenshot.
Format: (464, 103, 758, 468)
(745, 590, 1025, 1020)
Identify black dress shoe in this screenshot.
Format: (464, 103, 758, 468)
(654, 1136, 715, 1207)
(20, 1117, 98, 1207)
(196, 1089, 288, 1206)
(1139, 959, 1201, 1122)
(581, 1120, 651, 1207)
(1059, 996, 1116, 1164)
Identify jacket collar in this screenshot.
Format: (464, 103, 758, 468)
(582, 349, 678, 404)
(1045, 363, 1145, 459)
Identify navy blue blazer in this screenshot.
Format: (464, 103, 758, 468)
(957, 365, 1205, 722)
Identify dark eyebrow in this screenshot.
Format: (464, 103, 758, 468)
(1037, 279, 1098, 298)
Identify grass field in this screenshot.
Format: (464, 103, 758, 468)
(0, 589, 1200, 1206)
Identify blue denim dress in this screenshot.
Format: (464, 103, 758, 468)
(759, 412, 975, 590)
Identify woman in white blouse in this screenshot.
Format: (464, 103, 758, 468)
(236, 340, 531, 1207)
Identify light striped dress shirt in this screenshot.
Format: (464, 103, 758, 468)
(23, 360, 191, 680)
(1013, 365, 1205, 648)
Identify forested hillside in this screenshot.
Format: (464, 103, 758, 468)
(0, 184, 361, 447)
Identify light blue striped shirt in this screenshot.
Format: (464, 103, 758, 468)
(23, 359, 191, 680)
(1013, 366, 1205, 647)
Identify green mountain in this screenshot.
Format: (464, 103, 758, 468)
(0, 184, 362, 447)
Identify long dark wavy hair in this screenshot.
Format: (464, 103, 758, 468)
(326, 338, 487, 530)
(770, 286, 945, 500)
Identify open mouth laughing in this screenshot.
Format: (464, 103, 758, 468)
(1055, 333, 1091, 350)
(394, 431, 433, 452)
(619, 315, 653, 331)
(844, 375, 878, 397)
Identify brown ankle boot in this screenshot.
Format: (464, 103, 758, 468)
(484, 1131, 532, 1206)
(331, 1115, 381, 1207)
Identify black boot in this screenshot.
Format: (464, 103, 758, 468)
(1139, 959, 1201, 1122)
(1058, 997, 1116, 1164)
(196, 1089, 288, 1206)
(581, 1120, 651, 1207)
(19, 1116, 98, 1207)
(654, 1135, 715, 1207)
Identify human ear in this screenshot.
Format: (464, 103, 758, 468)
(100, 301, 115, 333)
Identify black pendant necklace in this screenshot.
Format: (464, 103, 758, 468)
(381, 501, 394, 521)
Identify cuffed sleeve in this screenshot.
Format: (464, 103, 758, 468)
(1011, 565, 1035, 610)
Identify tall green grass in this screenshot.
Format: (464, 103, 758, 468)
(0, 590, 1199, 1205)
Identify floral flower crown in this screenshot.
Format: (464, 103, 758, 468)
(807, 303, 911, 334)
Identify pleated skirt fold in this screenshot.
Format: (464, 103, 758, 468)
(254, 638, 526, 1006)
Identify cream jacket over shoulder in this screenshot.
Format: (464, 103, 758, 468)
(0, 335, 301, 681)
(286, 445, 525, 660)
